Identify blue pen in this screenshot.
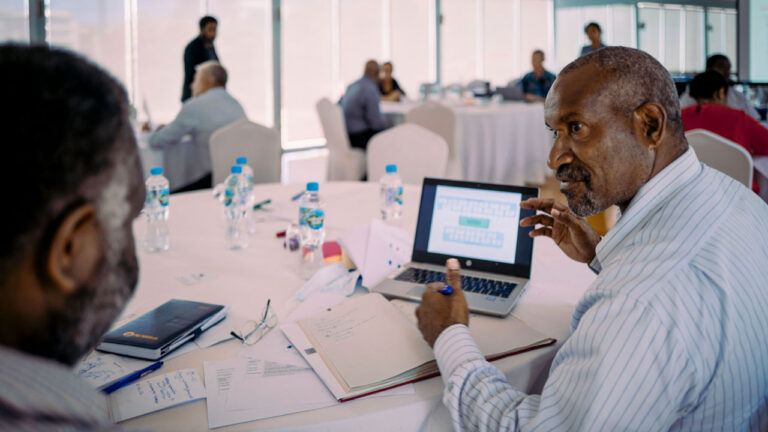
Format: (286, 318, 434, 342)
(291, 191, 304, 201)
(438, 285, 453, 295)
(102, 361, 164, 395)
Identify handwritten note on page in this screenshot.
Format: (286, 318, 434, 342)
(109, 369, 206, 422)
(76, 354, 151, 390)
(298, 293, 434, 390)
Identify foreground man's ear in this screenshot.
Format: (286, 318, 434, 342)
(46, 204, 102, 295)
(632, 102, 667, 150)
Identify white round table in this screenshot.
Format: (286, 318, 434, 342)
(381, 100, 553, 185)
(120, 182, 595, 431)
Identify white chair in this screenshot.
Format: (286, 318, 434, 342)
(366, 124, 448, 184)
(316, 98, 366, 181)
(405, 101, 461, 179)
(685, 128, 753, 188)
(209, 119, 281, 186)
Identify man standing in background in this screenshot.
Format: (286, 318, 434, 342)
(182, 16, 219, 102)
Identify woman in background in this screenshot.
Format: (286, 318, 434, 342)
(379, 62, 405, 102)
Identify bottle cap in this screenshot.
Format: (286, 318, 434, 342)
(385, 164, 397, 173)
(231, 165, 243, 174)
(236, 156, 247, 164)
(150, 167, 163, 176)
(306, 182, 319, 192)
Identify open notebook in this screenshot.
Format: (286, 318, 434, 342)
(281, 293, 555, 402)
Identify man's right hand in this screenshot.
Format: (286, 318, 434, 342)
(520, 198, 601, 263)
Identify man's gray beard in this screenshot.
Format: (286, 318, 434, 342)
(48, 230, 137, 366)
(565, 189, 603, 218)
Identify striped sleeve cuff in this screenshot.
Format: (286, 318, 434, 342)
(434, 324, 485, 385)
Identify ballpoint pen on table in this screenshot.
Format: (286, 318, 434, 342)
(252, 199, 272, 210)
(291, 191, 304, 201)
(102, 361, 164, 394)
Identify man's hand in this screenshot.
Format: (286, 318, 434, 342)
(416, 258, 469, 347)
(520, 198, 601, 263)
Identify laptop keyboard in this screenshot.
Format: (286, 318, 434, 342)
(394, 268, 517, 299)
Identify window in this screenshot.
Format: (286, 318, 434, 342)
(339, 0, 383, 95)
(390, 0, 434, 97)
(519, 0, 552, 76)
(707, 8, 737, 73)
(0, 0, 28, 43)
(281, 0, 334, 147)
(207, 0, 272, 126)
(48, 0, 127, 85)
(442, 0, 479, 85)
(483, 0, 517, 86)
(136, 2, 204, 123)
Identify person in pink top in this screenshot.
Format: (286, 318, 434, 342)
(681, 71, 768, 192)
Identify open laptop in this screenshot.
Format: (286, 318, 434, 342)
(497, 85, 525, 102)
(373, 178, 538, 317)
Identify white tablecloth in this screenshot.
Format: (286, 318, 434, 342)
(382, 100, 552, 185)
(121, 182, 595, 431)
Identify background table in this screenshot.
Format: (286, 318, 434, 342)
(382, 100, 552, 185)
(121, 182, 595, 431)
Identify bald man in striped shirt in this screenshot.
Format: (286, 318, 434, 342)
(416, 47, 768, 431)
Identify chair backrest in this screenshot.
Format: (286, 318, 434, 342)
(685, 128, 753, 187)
(405, 101, 457, 158)
(367, 124, 448, 184)
(209, 119, 281, 186)
(316, 98, 354, 180)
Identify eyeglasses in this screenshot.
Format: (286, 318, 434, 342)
(230, 299, 278, 346)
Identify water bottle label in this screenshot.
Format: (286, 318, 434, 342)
(145, 188, 170, 207)
(299, 206, 310, 226)
(224, 188, 234, 206)
(307, 209, 325, 230)
(385, 186, 403, 206)
(246, 174, 254, 192)
(158, 188, 169, 206)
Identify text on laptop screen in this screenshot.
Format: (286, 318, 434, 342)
(426, 185, 522, 265)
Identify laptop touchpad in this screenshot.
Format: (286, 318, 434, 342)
(407, 286, 426, 298)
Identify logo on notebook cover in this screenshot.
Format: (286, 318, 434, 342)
(123, 331, 159, 340)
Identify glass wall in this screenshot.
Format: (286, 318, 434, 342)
(49, 0, 126, 84)
(707, 7, 737, 73)
(441, 0, 479, 85)
(390, 0, 433, 97)
(0, 0, 27, 43)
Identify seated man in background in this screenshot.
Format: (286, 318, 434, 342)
(417, 47, 768, 431)
(682, 71, 768, 192)
(149, 61, 246, 192)
(379, 61, 405, 102)
(521, 50, 556, 103)
(341, 60, 389, 150)
(0, 44, 145, 429)
(679, 54, 760, 120)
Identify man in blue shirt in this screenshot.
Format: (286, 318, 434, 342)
(341, 60, 389, 149)
(521, 50, 556, 103)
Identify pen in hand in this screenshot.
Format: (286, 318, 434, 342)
(102, 361, 164, 394)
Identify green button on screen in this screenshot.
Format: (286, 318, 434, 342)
(459, 216, 490, 229)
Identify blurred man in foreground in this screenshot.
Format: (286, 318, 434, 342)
(0, 44, 145, 430)
(417, 47, 768, 431)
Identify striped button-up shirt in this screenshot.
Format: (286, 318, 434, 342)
(434, 147, 768, 431)
(0, 345, 145, 431)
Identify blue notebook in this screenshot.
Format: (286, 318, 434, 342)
(97, 299, 226, 360)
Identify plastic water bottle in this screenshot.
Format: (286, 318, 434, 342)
(223, 165, 250, 250)
(144, 167, 170, 252)
(236, 156, 257, 233)
(298, 182, 325, 251)
(380, 164, 403, 221)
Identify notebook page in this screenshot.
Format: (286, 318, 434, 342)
(298, 293, 434, 390)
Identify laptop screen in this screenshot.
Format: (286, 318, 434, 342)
(413, 178, 538, 278)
